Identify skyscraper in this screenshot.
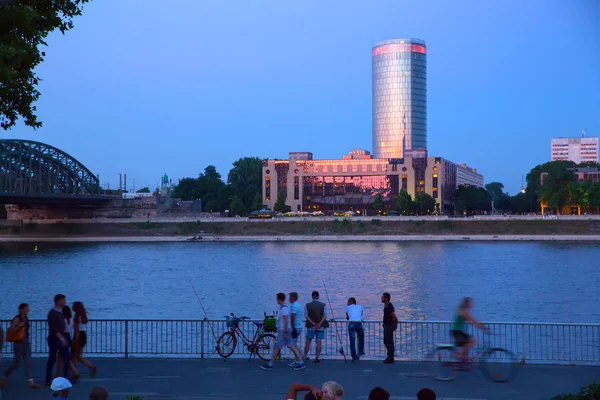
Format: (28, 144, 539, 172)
(372, 38, 427, 159)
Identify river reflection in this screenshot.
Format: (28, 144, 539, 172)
(0, 241, 598, 323)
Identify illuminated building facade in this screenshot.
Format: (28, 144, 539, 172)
(372, 38, 427, 159)
(262, 151, 482, 215)
(551, 137, 598, 163)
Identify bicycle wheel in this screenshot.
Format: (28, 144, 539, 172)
(431, 346, 458, 381)
(255, 333, 277, 361)
(216, 332, 236, 358)
(479, 348, 520, 383)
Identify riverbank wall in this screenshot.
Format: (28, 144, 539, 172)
(1, 219, 600, 239)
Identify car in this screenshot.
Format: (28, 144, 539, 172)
(386, 211, 400, 216)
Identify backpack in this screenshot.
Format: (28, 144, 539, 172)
(263, 314, 277, 332)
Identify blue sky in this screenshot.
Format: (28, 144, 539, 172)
(6, 0, 600, 194)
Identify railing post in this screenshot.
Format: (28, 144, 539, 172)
(520, 324, 526, 364)
(124, 320, 129, 359)
(201, 320, 205, 359)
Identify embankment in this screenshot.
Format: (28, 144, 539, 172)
(1, 219, 600, 240)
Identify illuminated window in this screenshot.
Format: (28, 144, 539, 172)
(433, 166, 438, 171)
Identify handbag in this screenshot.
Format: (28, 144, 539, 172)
(6, 327, 25, 343)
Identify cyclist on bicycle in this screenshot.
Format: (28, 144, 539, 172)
(451, 297, 488, 362)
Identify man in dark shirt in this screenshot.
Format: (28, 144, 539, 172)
(381, 292, 398, 364)
(46, 294, 70, 385)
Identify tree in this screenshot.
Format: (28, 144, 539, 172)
(227, 157, 263, 210)
(455, 185, 491, 215)
(1, 0, 90, 130)
(526, 160, 576, 212)
(274, 192, 291, 213)
(455, 199, 467, 215)
(396, 190, 412, 215)
(136, 187, 151, 193)
(153, 187, 161, 196)
(229, 195, 247, 216)
(414, 193, 436, 215)
(252, 192, 264, 211)
(171, 177, 198, 201)
(372, 193, 384, 213)
(485, 182, 511, 211)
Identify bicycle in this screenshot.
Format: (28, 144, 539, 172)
(428, 332, 520, 383)
(216, 313, 277, 361)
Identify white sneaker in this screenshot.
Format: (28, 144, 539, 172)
(288, 361, 300, 367)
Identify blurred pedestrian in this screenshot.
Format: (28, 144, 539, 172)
(288, 292, 304, 368)
(50, 377, 72, 399)
(46, 294, 70, 386)
(3, 303, 41, 388)
(346, 297, 365, 362)
(260, 293, 305, 371)
(303, 291, 328, 363)
(381, 292, 398, 364)
(72, 302, 96, 377)
(56, 305, 79, 380)
(368, 387, 390, 400)
(417, 388, 436, 400)
(89, 385, 109, 400)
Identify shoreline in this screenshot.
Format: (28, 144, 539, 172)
(3, 234, 600, 242)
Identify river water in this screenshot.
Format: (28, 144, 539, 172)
(0, 241, 598, 323)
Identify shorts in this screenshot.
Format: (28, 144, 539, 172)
(451, 330, 470, 347)
(292, 328, 302, 346)
(78, 331, 87, 348)
(306, 329, 325, 340)
(275, 330, 295, 349)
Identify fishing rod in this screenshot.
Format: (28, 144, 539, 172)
(321, 278, 347, 364)
(191, 283, 219, 351)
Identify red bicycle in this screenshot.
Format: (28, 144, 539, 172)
(216, 313, 277, 360)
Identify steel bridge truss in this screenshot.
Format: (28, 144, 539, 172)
(0, 140, 99, 195)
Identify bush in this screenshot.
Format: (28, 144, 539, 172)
(551, 382, 600, 399)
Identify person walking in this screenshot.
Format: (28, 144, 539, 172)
(302, 291, 328, 363)
(45, 294, 71, 386)
(346, 297, 365, 362)
(288, 292, 304, 368)
(72, 301, 97, 377)
(3, 303, 41, 389)
(260, 293, 305, 371)
(56, 305, 79, 380)
(381, 292, 398, 364)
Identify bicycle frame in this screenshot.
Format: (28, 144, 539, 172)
(229, 323, 263, 349)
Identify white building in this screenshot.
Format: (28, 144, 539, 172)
(456, 164, 484, 187)
(551, 137, 598, 163)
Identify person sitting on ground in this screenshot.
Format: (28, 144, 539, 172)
(89, 385, 109, 400)
(286, 381, 344, 400)
(368, 386, 390, 400)
(50, 377, 72, 398)
(417, 388, 436, 400)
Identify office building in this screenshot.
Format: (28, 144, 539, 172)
(262, 150, 482, 215)
(372, 38, 427, 159)
(551, 137, 598, 163)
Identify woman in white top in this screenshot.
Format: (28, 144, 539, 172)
(56, 305, 80, 380)
(71, 301, 96, 376)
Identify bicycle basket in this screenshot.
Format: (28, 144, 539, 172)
(225, 316, 239, 328)
(263, 315, 277, 332)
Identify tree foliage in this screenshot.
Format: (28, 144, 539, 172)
(252, 192, 264, 211)
(274, 192, 290, 213)
(136, 187, 151, 193)
(372, 193, 384, 212)
(1, 0, 90, 130)
(227, 157, 262, 210)
(414, 193, 436, 215)
(228, 195, 247, 216)
(455, 185, 492, 215)
(395, 190, 412, 215)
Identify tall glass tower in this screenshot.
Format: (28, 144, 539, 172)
(372, 38, 427, 159)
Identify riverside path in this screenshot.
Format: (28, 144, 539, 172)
(0, 358, 597, 400)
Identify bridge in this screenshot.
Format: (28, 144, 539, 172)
(0, 139, 113, 210)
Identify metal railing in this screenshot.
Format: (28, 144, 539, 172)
(1, 320, 598, 364)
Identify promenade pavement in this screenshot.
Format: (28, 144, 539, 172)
(0, 358, 598, 400)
